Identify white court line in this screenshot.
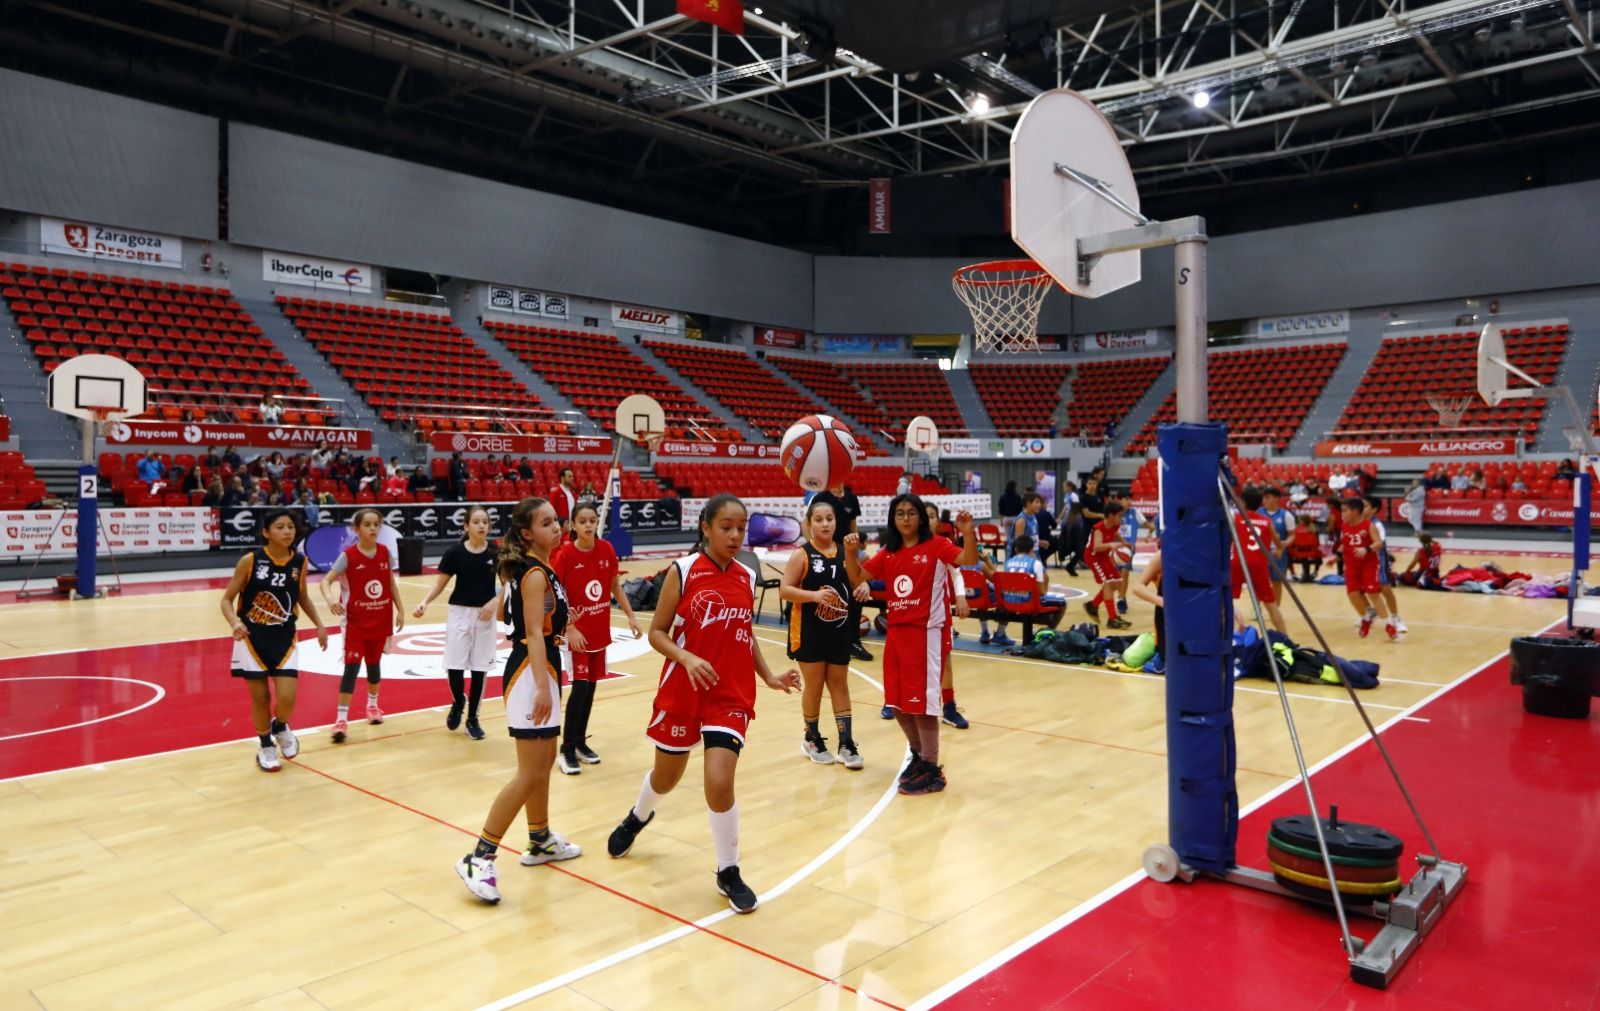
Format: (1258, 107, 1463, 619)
(0, 676, 166, 742)
(907, 617, 1563, 1011)
(476, 654, 900, 1011)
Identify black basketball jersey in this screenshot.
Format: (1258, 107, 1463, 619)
(788, 540, 853, 658)
(505, 555, 569, 678)
(236, 548, 304, 670)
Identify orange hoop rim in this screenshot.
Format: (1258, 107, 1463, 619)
(951, 259, 1055, 288)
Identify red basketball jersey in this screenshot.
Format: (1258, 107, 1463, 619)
(1089, 519, 1122, 560)
(1341, 518, 1376, 562)
(553, 539, 619, 648)
(342, 544, 394, 638)
(862, 535, 962, 628)
(655, 552, 758, 713)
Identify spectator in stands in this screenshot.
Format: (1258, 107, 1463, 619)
(550, 467, 577, 529)
(246, 489, 265, 506)
(580, 481, 599, 505)
(223, 446, 244, 472)
(480, 456, 501, 481)
(1423, 470, 1451, 491)
(387, 456, 403, 478)
(180, 466, 205, 496)
(311, 441, 334, 470)
(203, 446, 223, 471)
(202, 478, 225, 507)
(1449, 470, 1471, 491)
(1555, 459, 1579, 481)
(205, 406, 233, 423)
(259, 393, 285, 425)
(264, 452, 286, 482)
(357, 458, 384, 496)
(408, 466, 432, 495)
(1103, 419, 1117, 443)
(514, 456, 534, 480)
(1288, 477, 1309, 504)
(1404, 479, 1426, 534)
(382, 468, 407, 497)
(222, 477, 246, 508)
(136, 451, 166, 484)
(1328, 471, 1349, 493)
(998, 480, 1023, 537)
(1468, 469, 1487, 493)
(1355, 467, 1377, 497)
(448, 452, 468, 501)
(329, 449, 355, 486)
(896, 471, 913, 496)
(300, 490, 321, 529)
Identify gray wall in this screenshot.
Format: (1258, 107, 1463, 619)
(0, 69, 217, 240)
(227, 124, 814, 329)
(813, 257, 1079, 335)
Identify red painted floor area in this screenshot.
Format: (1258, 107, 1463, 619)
(938, 649, 1600, 1011)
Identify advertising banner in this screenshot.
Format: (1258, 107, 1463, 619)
(1393, 496, 1600, 528)
(1313, 437, 1517, 458)
(754, 327, 805, 349)
(612, 303, 681, 334)
(823, 335, 902, 354)
(939, 438, 982, 458)
(263, 250, 374, 294)
(654, 440, 783, 459)
(868, 178, 892, 234)
(104, 421, 373, 451)
(41, 217, 183, 269)
(676, 494, 991, 531)
(1011, 437, 1055, 457)
(614, 497, 682, 532)
(1258, 311, 1350, 338)
(1, 507, 214, 558)
(485, 285, 569, 320)
(428, 431, 612, 456)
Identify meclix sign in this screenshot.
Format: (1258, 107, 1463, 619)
(612, 302, 681, 334)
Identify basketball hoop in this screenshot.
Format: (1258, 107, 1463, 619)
(90, 408, 120, 440)
(952, 259, 1054, 354)
(636, 430, 665, 454)
(1426, 393, 1474, 429)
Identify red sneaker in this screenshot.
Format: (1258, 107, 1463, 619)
(1358, 617, 1373, 638)
(1385, 622, 1399, 641)
(367, 702, 384, 725)
(331, 718, 348, 743)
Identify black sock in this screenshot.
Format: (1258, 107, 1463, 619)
(563, 679, 596, 750)
(529, 827, 551, 847)
(835, 714, 853, 744)
(804, 718, 820, 739)
(447, 669, 465, 706)
(468, 671, 486, 720)
(473, 830, 501, 860)
(339, 663, 359, 695)
(258, 732, 274, 747)
(270, 718, 286, 734)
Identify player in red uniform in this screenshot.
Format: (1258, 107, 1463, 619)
(925, 500, 971, 731)
(1339, 498, 1398, 640)
(1084, 501, 1132, 629)
(1400, 532, 1444, 589)
(844, 494, 977, 796)
(604, 494, 800, 914)
(321, 508, 406, 742)
(1229, 485, 1287, 633)
(552, 501, 642, 775)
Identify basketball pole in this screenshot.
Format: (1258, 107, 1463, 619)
(77, 416, 100, 599)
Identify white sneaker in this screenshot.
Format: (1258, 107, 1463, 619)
(256, 744, 281, 772)
(836, 741, 864, 770)
(273, 726, 299, 760)
(1393, 619, 1409, 634)
(456, 854, 501, 903)
(556, 749, 581, 776)
(801, 734, 836, 765)
(521, 830, 582, 866)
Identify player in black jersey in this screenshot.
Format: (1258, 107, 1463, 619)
(220, 509, 330, 772)
(457, 497, 584, 904)
(780, 497, 869, 769)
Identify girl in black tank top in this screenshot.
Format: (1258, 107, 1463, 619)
(505, 554, 569, 681)
(779, 498, 866, 769)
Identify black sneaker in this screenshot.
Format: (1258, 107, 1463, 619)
(849, 642, 874, 662)
(1083, 601, 1100, 622)
(941, 700, 969, 730)
(1106, 617, 1133, 630)
(607, 808, 654, 858)
(899, 763, 947, 796)
(1065, 561, 1079, 577)
(879, 704, 894, 720)
(446, 702, 463, 731)
(557, 748, 581, 775)
(715, 864, 760, 913)
(574, 743, 602, 765)
(898, 755, 926, 784)
(465, 718, 486, 741)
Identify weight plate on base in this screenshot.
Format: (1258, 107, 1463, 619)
(1143, 844, 1181, 883)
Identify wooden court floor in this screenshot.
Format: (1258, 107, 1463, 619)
(0, 551, 1577, 1010)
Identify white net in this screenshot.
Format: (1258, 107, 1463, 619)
(952, 260, 1054, 354)
(1426, 393, 1474, 429)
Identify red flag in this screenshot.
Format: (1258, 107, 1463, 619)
(677, 0, 744, 34)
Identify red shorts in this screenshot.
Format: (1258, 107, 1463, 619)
(1230, 561, 1276, 604)
(646, 705, 753, 751)
(883, 624, 943, 717)
(646, 666, 756, 751)
(1344, 556, 1382, 594)
(343, 633, 387, 667)
(1088, 552, 1122, 585)
(569, 649, 607, 683)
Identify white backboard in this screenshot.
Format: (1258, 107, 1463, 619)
(47, 354, 146, 421)
(906, 415, 939, 453)
(614, 393, 665, 439)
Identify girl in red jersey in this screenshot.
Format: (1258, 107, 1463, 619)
(1339, 498, 1398, 640)
(552, 501, 643, 775)
(1084, 501, 1132, 629)
(321, 509, 406, 743)
(1229, 485, 1286, 633)
(604, 494, 800, 913)
(925, 499, 971, 730)
(844, 493, 977, 796)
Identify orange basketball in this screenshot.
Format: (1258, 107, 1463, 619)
(780, 415, 858, 492)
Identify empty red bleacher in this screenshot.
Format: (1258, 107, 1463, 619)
(485, 320, 739, 442)
(1065, 356, 1170, 441)
(1, 262, 314, 423)
(767, 354, 892, 437)
(655, 461, 943, 499)
(0, 451, 45, 508)
(1335, 324, 1569, 444)
(279, 296, 561, 437)
(844, 362, 968, 440)
(1127, 343, 1345, 454)
(968, 361, 1072, 437)
(645, 341, 824, 439)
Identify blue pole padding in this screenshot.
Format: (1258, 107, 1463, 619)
(76, 465, 98, 598)
(1572, 471, 1591, 629)
(1158, 422, 1237, 873)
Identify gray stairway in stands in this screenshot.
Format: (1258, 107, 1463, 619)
(0, 298, 78, 461)
(946, 368, 994, 437)
(1109, 363, 1176, 456)
(239, 297, 410, 460)
(458, 318, 603, 435)
(1539, 310, 1600, 453)
(632, 341, 763, 441)
(1289, 337, 1383, 456)
(756, 356, 896, 454)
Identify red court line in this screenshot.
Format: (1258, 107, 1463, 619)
(288, 757, 905, 1010)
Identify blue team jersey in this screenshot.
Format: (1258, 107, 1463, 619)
(1121, 509, 1142, 547)
(1260, 506, 1291, 541)
(1001, 553, 1043, 604)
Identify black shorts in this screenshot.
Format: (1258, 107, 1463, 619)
(789, 643, 853, 665)
(231, 668, 298, 680)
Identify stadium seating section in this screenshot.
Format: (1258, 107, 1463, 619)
(279, 296, 563, 436)
(767, 355, 892, 437)
(654, 462, 944, 499)
(427, 457, 660, 502)
(2, 263, 315, 423)
(0, 451, 46, 508)
(1127, 343, 1345, 454)
(1335, 324, 1569, 443)
(1128, 458, 1345, 501)
(844, 362, 967, 440)
(1065, 356, 1170, 441)
(485, 320, 739, 442)
(968, 362, 1072, 437)
(647, 341, 815, 437)
(1422, 459, 1575, 501)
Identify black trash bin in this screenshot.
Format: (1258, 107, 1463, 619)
(1509, 635, 1598, 718)
(397, 536, 425, 576)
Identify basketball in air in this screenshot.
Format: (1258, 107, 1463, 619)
(780, 414, 857, 492)
(1115, 544, 1135, 566)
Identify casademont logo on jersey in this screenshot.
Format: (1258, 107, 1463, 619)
(887, 573, 922, 614)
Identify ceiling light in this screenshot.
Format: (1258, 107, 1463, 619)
(969, 93, 991, 114)
(1359, 51, 1378, 68)
(1191, 90, 1211, 109)
(1262, 75, 1279, 91)
(1475, 25, 1492, 42)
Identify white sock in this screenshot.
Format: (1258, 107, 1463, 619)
(368, 687, 380, 705)
(632, 772, 664, 821)
(1365, 608, 1377, 619)
(336, 704, 349, 721)
(708, 803, 739, 871)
